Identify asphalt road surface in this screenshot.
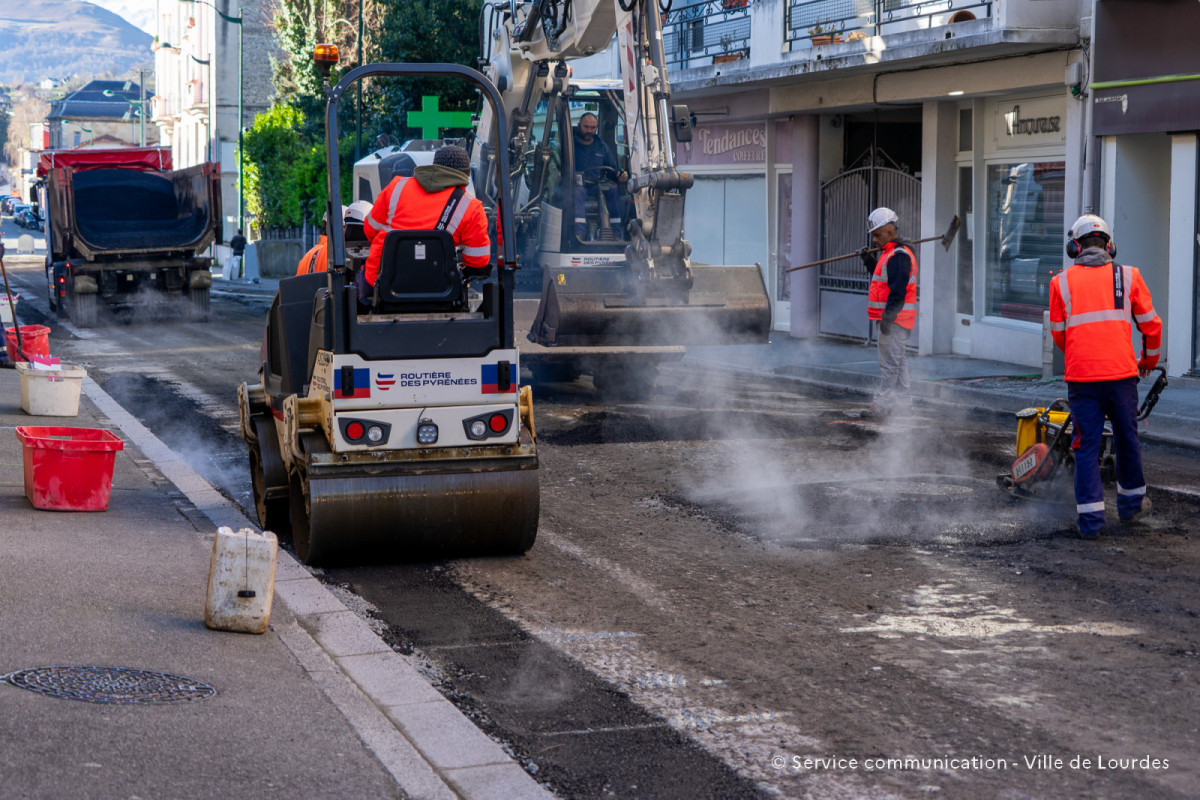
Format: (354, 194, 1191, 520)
(3, 245, 1198, 799)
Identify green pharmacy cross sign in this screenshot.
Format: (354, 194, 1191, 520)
(408, 96, 473, 139)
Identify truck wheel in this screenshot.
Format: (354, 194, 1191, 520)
(45, 266, 61, 315)
(189, 288, 211, 322)
(68, 292, 97, 328)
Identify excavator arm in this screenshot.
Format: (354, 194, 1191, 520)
(477, 0, 770, 349)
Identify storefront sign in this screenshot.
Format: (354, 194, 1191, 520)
(678, 123, 766, 166)
(988, 95, 1066, 152)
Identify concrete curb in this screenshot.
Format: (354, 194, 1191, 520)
(81, 376, 554, 800)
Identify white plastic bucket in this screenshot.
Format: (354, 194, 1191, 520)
(17, 363, 86, 417)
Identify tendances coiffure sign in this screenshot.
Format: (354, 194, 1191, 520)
(677, 123, 767, 166)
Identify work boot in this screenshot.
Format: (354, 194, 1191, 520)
(860, 402, 891, 420)
(1119, 495, 1152, 523)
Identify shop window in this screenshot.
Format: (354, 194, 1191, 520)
(985, 161, 1065, 323)
(686, 174, 767, 279)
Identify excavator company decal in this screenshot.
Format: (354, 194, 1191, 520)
(375, 373, 397, 391)
(334, 367, 371, 399)
(557, 273, 567, 285)
(480, 363, 518, 394)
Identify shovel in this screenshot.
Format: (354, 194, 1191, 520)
(785, 215, 961, 274)
(0, 242, 23, 363)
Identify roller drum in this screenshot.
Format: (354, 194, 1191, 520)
(293, 466, 540, 565)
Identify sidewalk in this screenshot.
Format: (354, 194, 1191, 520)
(0, 366, 552, 800)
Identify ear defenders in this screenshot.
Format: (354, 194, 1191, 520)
(1066, 236, 1116, 260)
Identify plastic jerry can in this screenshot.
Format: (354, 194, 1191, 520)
(205, 527, 278, 634)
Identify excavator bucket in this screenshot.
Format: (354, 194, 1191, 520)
(529, 262, 771, 347)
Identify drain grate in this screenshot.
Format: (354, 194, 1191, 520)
(3, 666, 217, 705)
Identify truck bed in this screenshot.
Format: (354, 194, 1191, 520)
(71, 168, 213, 252)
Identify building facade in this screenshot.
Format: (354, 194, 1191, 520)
(660, 0, 1197, 379)
(152, 0, 276, 241)
(45, 80, 158, 150)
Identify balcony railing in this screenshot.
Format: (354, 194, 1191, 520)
(663, 0, 752, 70)
(785, 0, 990, 49)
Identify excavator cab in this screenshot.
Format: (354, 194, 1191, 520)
(238, 60, 538, 566)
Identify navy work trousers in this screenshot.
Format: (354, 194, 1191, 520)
(1067, 377, 1145, 535)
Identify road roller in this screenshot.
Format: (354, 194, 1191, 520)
(238, 56, 538, 565)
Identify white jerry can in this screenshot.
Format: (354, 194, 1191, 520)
(205, 527, 278, 634)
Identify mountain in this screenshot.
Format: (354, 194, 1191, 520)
(0, 0, 153, 86)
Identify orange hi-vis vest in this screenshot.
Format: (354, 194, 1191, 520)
(867, 241, 918, 329)
(363, 176, 491, 287)
(1049, 261, 1162, 382)
(296, 235, 328, 275)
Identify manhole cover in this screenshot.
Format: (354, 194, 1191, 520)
(4, 666, 216, 705)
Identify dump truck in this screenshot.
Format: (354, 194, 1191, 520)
(37, 147, 222, 326)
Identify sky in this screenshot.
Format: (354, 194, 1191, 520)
(87, 0, 158, 36)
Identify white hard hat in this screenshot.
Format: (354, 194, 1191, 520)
(867, 207, 899, 233)
(322, 204, 349, 226)
(345, 200, 372, 225)
(1068, 213, 1112, 241)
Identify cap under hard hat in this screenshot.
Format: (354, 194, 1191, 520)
(867, 207, 899, 233)
(1068, 213, 1112, 241)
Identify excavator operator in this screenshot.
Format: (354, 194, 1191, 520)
(572, 112, 627, 241)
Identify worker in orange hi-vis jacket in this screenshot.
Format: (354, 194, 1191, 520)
(296, 202, 371, 276)
(1049, 213, 1162, 538)
(362, 145, 491, 288)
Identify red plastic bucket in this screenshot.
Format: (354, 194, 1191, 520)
(6, 324, 50, 363)
(15, 426, 125, 511)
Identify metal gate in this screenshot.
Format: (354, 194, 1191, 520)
(818, 147, 920, 339)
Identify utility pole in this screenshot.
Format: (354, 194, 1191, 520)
(356, 0, 363, 161)
(137, 67, 150, 147)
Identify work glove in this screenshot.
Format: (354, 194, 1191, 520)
(859, 246, 877, 271)
(878, 319, 893, 336)
(1137, 355, 1158, 378)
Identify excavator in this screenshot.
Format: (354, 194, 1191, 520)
(238, 53, 538, 565)
(471, 0, 772, 392)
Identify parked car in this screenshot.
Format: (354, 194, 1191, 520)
(15, 208, 42, 230)
(1, 196, 18, 215)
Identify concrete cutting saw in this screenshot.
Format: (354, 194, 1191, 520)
(996, 368, 1167, 500)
